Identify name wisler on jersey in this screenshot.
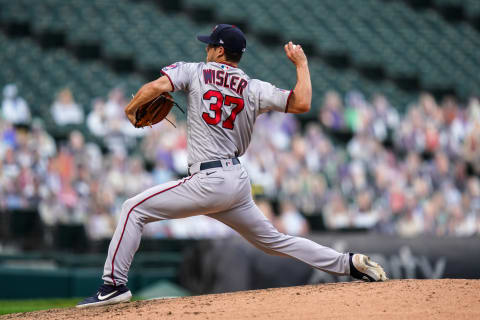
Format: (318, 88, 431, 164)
(202, 68, 248, 96)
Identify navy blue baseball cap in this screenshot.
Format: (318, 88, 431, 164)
(197, 24, 246, 53)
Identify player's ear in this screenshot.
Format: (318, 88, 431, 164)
(218, 46, 225, 57)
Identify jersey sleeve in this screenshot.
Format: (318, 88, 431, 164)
(161, 62, 198, 92)
(248, 79, 293, 114)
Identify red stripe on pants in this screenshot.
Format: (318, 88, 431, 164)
(110, 174, 197, 286)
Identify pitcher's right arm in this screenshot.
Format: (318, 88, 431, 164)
(284, 41, 312, 114)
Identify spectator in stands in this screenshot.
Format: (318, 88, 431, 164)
(39, 192, 65, 227)
(140, 117, 188, 175)
(30, 119, 56, 159)
(3, 178, 25, 209)
(467, 97, 480, 125)
(256, 198, 277, 223)
(1, 147, 20, 180)
(323, 191, 350, 229)
(344, 90, 367, 133)
(17, 166, 39, 207)
(1, 84, 31, 125)
(68, 130, 90, 166)
(0, 120, 17, 149)
(170, 122, 189, 174)
(86, 191, 116, 240)
(87, 210, 115, 240)
(141, 124, 172, 164)
(104, 87, 128, 135)
(467, 177, 480, 212)
(104, 150, 127, 199)
(351, 189, 379, 229)
(396, 203, 424, 238)
(104, 87, 126, 121)
(277, 200, 309, 236)
(87, 98, 108, 137)
(371, 93, 399, 141)
(152, 158, 174, 185)
(51, 88, 84, 126)
(101, 87, 145, 152)
(320, 90, 344, 130)
(463, 121, 480, 174)
(123, 156, 153, 197)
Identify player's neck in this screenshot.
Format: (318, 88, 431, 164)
(214, 58, 238, 68)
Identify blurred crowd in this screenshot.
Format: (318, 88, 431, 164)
(1, 83, 479, 239)
(315, 91, 480, 237)
(248, 90, 480, 237)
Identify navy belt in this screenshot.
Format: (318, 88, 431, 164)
(189, 158, 240, 175)
(200, 158, 240, 170)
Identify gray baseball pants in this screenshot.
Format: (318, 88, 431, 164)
(102, 162, 350, 286)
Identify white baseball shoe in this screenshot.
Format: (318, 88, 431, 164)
(349, 253, 388, 282)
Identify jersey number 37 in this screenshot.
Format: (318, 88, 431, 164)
(202, 90, 244, 130)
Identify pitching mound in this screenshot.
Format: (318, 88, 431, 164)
(3, 279, 479, 320)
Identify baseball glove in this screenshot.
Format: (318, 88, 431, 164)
(130, 92, 176, 128)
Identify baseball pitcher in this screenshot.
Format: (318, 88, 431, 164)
(77, 24, 386, 308)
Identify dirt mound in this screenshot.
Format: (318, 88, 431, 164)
(2, 279, 479, 320)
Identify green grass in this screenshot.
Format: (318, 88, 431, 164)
(0, 298, 80, 315)
(0, 297, 143, 315)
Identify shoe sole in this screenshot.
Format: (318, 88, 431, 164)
(353, 254, 388, 282)
(76, 291, 132, 308)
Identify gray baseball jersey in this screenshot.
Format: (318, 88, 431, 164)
(161, 62, 292, 165)
(102, 61, 350, 287)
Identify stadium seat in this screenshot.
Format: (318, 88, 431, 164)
(0, 0, 478, 122)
